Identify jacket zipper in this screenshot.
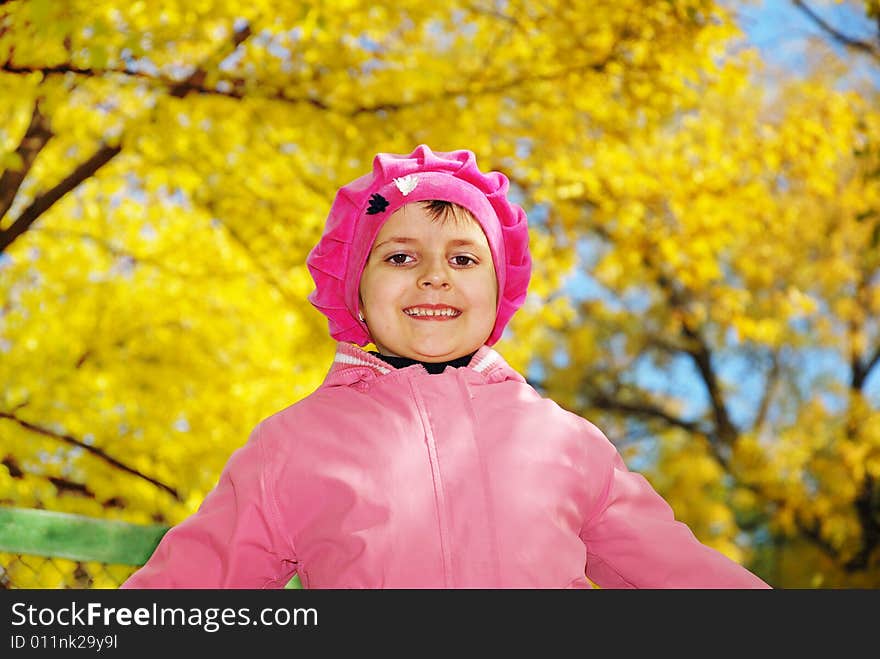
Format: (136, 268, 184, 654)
(408, 377, 454, 587)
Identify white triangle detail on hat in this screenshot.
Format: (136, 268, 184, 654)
(393, 175, 419, 196)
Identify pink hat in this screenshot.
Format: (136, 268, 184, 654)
(306, 144, 531, 346)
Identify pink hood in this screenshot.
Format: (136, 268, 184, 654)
(123, 343, 770, 589)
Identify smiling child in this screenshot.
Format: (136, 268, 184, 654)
(122, 145, 770, 588)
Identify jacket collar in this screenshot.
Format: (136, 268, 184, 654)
(321, 342, 526, 388)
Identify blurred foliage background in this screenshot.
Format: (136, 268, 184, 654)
(1, 0, 879, 588)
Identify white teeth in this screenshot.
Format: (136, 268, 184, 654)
(404, 308, 460, 317)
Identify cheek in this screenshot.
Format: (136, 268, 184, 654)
(486, 272, 500, 306)
(359, 268, 381, 304)
(360, 270, 400, 312)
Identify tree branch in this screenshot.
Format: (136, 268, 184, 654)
(845, 475, 880, 571)
(754, 350, 780, 433)
(47, 475, 94, 498)
(852, 343, 880, 390)
(791, 0, 880, 62)
(167, 21, 253, 98)
(591, 392, 711, 437)
(0, 98, 53, 220)
(350, 57, 614, 116)
(798, 513, 847, 563)
(0, 60, 333, 110)
(3, 45, 612, 118)
(0, 142, 121, 254)
(0, 411, 180, 500)
(652, 270, 739, 445)
(682, 322, 739, 444)
(0, 21, 256, 255)
(734, 478, 843, 567)
(0, 22, 257, 100)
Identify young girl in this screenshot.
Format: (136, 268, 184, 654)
(122, 145, 770, 588)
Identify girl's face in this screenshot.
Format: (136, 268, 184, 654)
(358, 203, 498, 362)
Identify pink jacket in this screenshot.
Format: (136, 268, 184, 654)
(122, 342, 770, 589)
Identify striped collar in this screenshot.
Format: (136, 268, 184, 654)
(322, 341, 526, 387)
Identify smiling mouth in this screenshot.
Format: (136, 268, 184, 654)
(402, 305, 462, 319)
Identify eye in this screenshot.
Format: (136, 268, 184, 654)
(386, 253, 414, 265)
(451, 255, 477, 267)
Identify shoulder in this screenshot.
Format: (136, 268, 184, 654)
(505, 383, 620, 453)
(252, 378, 386, 448)
(250, 388, 340, 444)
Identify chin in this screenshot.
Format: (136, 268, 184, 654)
(380, 335, 487, 362)
(412, 346, 475, 362)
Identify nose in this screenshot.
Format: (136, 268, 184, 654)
(420, 273, 450, 289)
(418, 262, 450, 289)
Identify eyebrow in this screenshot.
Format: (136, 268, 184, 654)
(372, 237, 481, 252)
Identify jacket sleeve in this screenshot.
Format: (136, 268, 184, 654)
(120, 423, 297, 588)
(579, 431, 771, 589)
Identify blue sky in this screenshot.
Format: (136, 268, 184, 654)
(733, 0, 879, 86)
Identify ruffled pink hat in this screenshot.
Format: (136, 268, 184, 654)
(306, 144, 531, 346)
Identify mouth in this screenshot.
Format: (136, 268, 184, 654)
(402, 304, 462, 320)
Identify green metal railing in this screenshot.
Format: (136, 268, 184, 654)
(0, 506, 302, 589)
